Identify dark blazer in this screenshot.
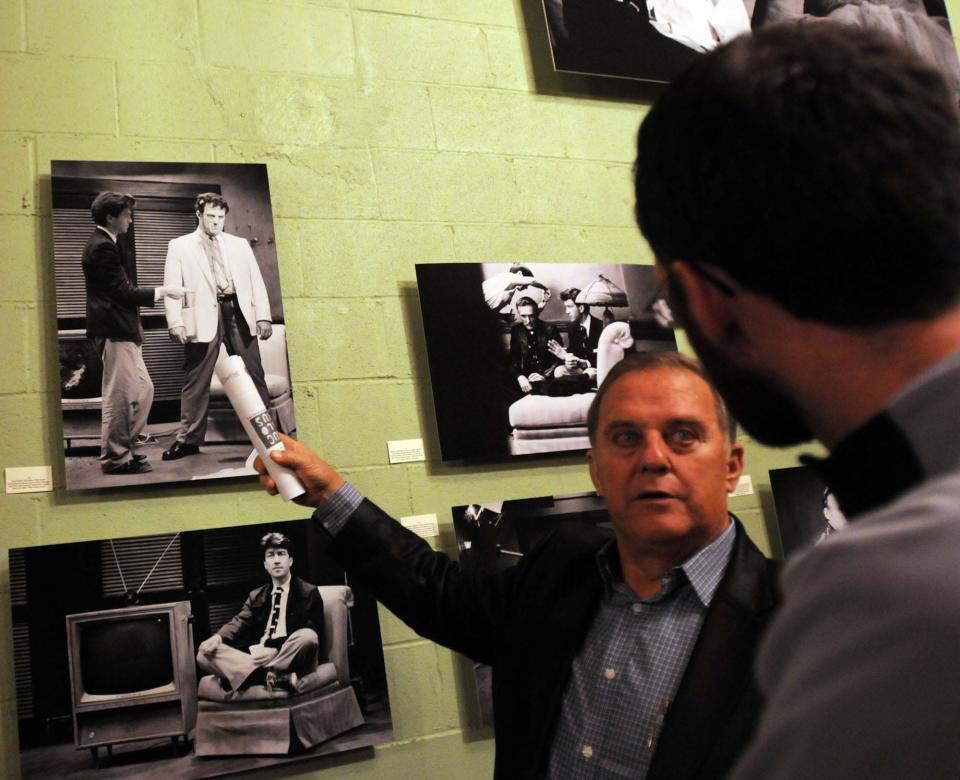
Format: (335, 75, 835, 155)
(82, 228, 155, 343)
(567, 314, 604, 367)
(509, 319, 561, 379)
(330, 500, 780, 780)
(217, 575, 325, 653)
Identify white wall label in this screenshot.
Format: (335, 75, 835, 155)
(388, 438, 425, 464)
(730, 474, 754, 497)
(400, 513, 439, 538)
(5, 466, 53, 494)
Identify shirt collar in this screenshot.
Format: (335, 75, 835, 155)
(272, 576, 291, 593)
(800, 348, 960, 519)
(596, 517, 737, 608)
(97, 225, 118, 243)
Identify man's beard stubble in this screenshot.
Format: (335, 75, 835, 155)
(682, 317, 815, 447)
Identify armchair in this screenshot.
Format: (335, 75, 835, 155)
(194, 585, 363, 756)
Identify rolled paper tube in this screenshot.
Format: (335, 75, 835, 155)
(214, 355, 305, 501)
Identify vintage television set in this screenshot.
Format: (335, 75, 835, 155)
(65, 600, 197, 762)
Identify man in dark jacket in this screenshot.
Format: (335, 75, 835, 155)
(256, 352, 779, 778)
(509, 295, 562, 394)
(81, 191, 187, 474)
(197, 531, 325, 693)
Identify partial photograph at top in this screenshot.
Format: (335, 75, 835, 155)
(541, 0, 960, 91)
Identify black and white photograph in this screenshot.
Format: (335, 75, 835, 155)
(541, 0, 960, 89)
(769, 465, 848, 557)
(8, 518, 393, 779)
(451, 491, 611, 726)
(53, 161, 296, 491)
(416, 262, 676, 461)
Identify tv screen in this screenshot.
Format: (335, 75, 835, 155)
(79, 616, 173, 695)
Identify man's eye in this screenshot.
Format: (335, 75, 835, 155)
(670, 428, 699, 445)
(611, 430, 639, 446)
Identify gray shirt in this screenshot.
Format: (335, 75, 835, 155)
(732, 349, 960, 779)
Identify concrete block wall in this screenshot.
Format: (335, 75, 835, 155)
(3, 0, 930, 776)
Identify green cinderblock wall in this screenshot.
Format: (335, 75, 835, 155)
(3, 1, 958, 777)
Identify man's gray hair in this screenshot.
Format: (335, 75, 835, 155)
(586, 351, 737, 444)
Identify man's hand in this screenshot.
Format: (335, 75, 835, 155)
(254, 433, 345, 508)
(518, 375, 533, 394)
(157, 285, 191, 300)
(528, 372, 545, 383)
(198, 634, 222, 655)
(169, 326, 188, 345)
(547, 339, 569, 360)
(257, 320, 273, 340)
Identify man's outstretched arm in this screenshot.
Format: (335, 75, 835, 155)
(254, 436, 514, 664)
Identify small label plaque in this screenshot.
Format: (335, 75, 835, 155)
(5, 466, 53, 494)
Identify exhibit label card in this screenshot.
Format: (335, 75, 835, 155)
(400, 513, 439, 539)
(5, 466, 53, 494)
(388, 438, 425, 464)
(730, 474, 754, 497)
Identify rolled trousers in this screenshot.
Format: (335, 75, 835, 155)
(196, 628, 320, 691)
(98, 339, 154, 467)
(175, 297, 270, 446)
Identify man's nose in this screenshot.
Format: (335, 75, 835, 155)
(638, 433, 669, 473)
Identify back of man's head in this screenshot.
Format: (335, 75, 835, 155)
(634, 24, 960, 327)
(91, 191, 135, 227)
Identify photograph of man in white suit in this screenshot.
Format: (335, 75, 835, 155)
(162, 192, 273, 460)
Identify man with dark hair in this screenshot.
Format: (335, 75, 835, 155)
(558, 286, 603, 372)
(633, 24, 960, 777)
(509, 296, 562, 394)
(82, 191, 188, 475)
(255, 353, 778, 778)
(162, 192, 274, 460)
(196, 531, 324, 693)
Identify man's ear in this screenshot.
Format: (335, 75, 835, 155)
(587, 449, 603, 496)
(725, 442, 745, 493)
(670, 261, 742, 348)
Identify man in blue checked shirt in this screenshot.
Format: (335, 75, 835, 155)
(256, 351, 779, 779)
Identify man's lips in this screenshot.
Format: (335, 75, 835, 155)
(633, 490, 678, 501)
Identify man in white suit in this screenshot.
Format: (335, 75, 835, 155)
(162, 192, 273, 460)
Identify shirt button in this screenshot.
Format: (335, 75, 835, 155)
(582, 746, 593, 759)
(632, 603, 643, 614)
(604, 668, 616, 680)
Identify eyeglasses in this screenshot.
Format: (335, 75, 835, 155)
(645, 263, 737, 330)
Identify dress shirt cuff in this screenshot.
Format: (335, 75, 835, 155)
(153, 288, 162, 303)
(311, 482, 363, 537)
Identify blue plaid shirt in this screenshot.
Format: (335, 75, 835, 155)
(546, 521, 736, 778)
(314, 484, 736, 778)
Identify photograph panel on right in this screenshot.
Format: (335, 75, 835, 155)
(541, 0, 960, 87)
(769, 465, 847, 557)
(416, 263, 677, 462)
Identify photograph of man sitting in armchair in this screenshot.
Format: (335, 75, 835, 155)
(8, 519, 392, 779)
(416, 263, 677, 460)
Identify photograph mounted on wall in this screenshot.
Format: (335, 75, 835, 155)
(769, 465, 847, 557)
(451, 491, 611, 726)
(52, 161, 296, 492)
(8, 518, 393, 778)
(416, 262, 676, 461)
(541, 0, 960, 87)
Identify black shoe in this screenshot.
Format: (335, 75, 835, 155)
(131, 452, 148, 463)
(265, 671, 298, 694)
(162, 441, 200, 461)
(102, 459, 153, 475)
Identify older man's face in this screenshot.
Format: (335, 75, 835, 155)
(588, 366, 743, 559)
